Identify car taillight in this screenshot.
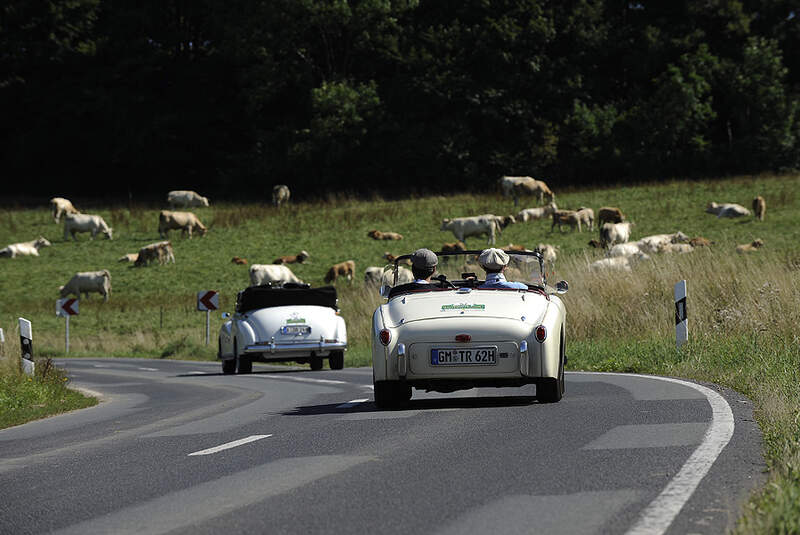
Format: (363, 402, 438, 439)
(535, 325, 547, 342)
(379, 329, 391, 346)
(455, 334, 471, 343)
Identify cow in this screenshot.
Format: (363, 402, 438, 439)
(441, 216, 501, 244)
(600, 222, 633, 248)
(576, 207, 595, 231)
(273, 251, 310, 264)
(63, 213, 113, 241)
(441, 241, 467, 253)
(324, 260, 356, 284)
(231, 256, 248, 265)
(597, 207, 625, 226)
(249, 264, 302, 286)
(118, 253, 139, 263)
(50, 197, 79, 223)
(511, 178, 555, 206)
(272, 185, 291, 207)
(636, 232, 689, 254)
(368, 230, 404, 240)
(158, 210, 207, 238)
(551, 210, 582, 232)
(0, 237, 51, 258)
(134, 241, 175, 267)
(705, 202, 751, 218)
(365, 266, 413, 286)
(752, 196, 766, 221)
(736, 239, 765, 253)
(59, 270, 112, 301)
(517, 202, 558, 222)
(167, 190, 209, 208)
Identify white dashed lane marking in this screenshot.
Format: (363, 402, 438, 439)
(138, 367, 158, 372)
(336, 399, 369, 409)
(188, 435, 272, 456)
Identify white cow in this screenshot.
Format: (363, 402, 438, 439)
(364, 266, 413, 287)
(589, 256, 634, 272)
(517, 203, 558, 222)
(59, 270, 112, 301)
(607, 242, 645, 258)
(63, 213, 113, 240)
(249, 264, 302, 286)
(272, 185, 291, 207)
(158, 210, 207, 238)
(705, 202, 750, 218)
(637, 231, 689, 254)
(534, 243, 558, 265)
(599, 222, 633, 248)
(50, 197, 79, 223)
(167, 190, 209, 208)
(0, 237, 52, 258)
(441, 216, 501, 244)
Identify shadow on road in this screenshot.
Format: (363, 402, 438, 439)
(283, 395, 538, 416)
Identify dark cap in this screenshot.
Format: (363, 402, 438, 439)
(411, 248, 438, 269)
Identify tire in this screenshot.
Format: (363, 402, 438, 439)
(374, 381, 412, 409)
(237, 355, 253, 374)
(309, 356, 323, 371)
(329, 350, 344, 370)
(538, 334, 565, 403)
(222, 358, 236, 375)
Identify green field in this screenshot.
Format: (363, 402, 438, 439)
(1, 174, 799, 531)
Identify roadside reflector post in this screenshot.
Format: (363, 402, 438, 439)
(674, 280, 688, 349)
(56, 298, 79, 353)
(197, 291, 219, 346)
(0, 327, 5, 357)
(18, 317, 34, 376)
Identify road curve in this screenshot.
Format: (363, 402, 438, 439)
(0, 359, 764, 535)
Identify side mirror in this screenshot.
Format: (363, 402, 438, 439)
(221, 312, 231, 319)
(380, 285, 391, 298)
(555, 280, 569, 294)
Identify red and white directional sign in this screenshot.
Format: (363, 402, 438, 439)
(56, 298, 79, 317)
(197, 290, 219, 311)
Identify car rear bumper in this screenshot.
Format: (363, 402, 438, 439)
(243, 340, 347, 356)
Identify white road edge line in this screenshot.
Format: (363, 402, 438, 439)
(337, 399, 369, 409)
(257, 375, 349, 386)
(188, 435, 272, 456)
(574, 372, 735, 535)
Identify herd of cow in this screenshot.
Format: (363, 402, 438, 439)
(0, 179, 770, 301)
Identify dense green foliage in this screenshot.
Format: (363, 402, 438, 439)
(2, 1, 799, 198)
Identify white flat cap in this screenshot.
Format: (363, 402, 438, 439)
(478, 248, 509, 270)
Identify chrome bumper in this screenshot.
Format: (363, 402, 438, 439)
(244, 340, 346, 355)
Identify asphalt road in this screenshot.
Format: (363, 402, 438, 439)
(0, 359, 764, 535)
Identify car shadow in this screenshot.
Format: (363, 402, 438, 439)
(173, 368, 328, 378)
(282, 395, 538, 416)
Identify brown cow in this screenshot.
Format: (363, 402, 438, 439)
(273, 250, 310, 265)
(752, 196, 766, 221)
(368, 230, 403, 240)
(324, 260, 356, 283)
(231, 256, 248, 265)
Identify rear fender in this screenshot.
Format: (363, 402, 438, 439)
(218, 321, 234, 358)
(539, 305, 564, 379)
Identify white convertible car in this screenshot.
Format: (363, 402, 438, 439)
(218, 283, 347, 374)
(372, 250, 568, 407)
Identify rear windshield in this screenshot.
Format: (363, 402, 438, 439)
(236, 286, 338, 313)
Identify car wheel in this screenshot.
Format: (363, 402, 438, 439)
(329, 350, 344, 370)
(374, 381, 412, 409)
(222, 357, 236, 375)
(538, 337, 565, 403)
(238, 356, 253, 374)
(309, 356, 323, 371)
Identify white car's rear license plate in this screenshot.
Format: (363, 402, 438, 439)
(431, 347, 497, 365)
(281, 325, 311, 335)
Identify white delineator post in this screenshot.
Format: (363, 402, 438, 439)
(0, 327, 5, 357)
(18, 317, 34, 376)
(674, 280, 688, 349)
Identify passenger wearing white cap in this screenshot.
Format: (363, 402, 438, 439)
(477, 248, 528, 289)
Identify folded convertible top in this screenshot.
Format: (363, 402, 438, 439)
(236, 285, 338, 313)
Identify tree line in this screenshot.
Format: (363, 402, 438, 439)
(2, 0, 798, 199)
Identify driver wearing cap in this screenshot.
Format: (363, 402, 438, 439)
(477, 248, 528, 289)
(410, 248, 438, 283)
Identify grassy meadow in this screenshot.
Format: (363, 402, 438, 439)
(1, 173, 799, 531)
